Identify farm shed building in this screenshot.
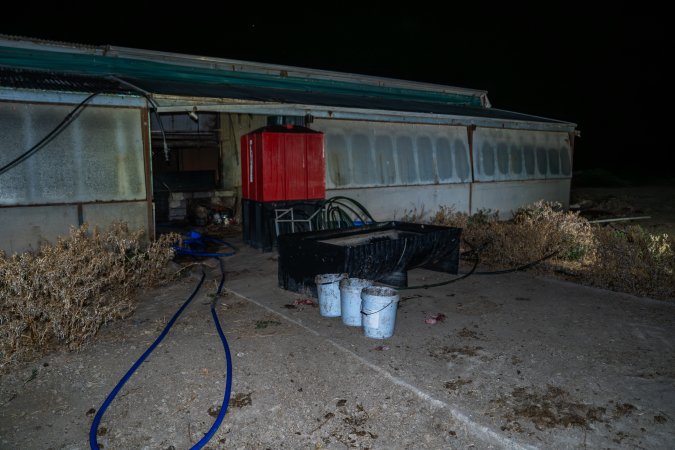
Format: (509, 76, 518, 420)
(0, 35, 577, 253)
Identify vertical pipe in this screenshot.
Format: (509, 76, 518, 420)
(568, 131, 576, 160)
(140, 108, 155, 240)
(567, 130, 577, 207)
(467, 125, 476, 215)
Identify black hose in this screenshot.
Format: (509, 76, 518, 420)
(472, 251, 558, 275)
(400, 241, 481, 291)
(314, 196, 376, 230)
(399, 242, 558, 291)
(0, 92, 100, 176)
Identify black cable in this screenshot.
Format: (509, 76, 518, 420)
(472, 251, 558, 275)
(315, 196, 376, 230)
(0, 92, 100, 176)
(328, 196, 375, 222)
(107, 76, 169, 161)
(400, 254, 480, 291)
(398, 243, 557, 291)
(400, 241, 480, 291)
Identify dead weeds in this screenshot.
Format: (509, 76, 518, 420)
(404, 201, 675, 300)
(494, 385, 606, 431)
(0, 222, 178, 372)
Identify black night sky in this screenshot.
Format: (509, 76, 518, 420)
(1, 6, 669, 179)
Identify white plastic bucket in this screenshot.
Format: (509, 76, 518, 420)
(361, 286, 400, 339)
(315, 273, 347, 317)
(339, 278, 373, 326)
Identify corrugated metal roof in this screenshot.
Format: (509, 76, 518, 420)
(0, 34, 101, 51)
(0, 35, 489, 103)
(0, 68, 134, 95)
(127, 77, 564, 124)
(0, 39, 486, 108)
(0, 35, 576, 131)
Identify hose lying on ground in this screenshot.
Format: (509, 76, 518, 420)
(89, 233, 236, 450)
(400, 240, 558, 291)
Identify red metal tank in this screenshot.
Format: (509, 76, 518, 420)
(241, 125, 325, 202)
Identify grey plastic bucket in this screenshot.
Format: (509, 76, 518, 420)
(361, 286, 400, 339)
(339, 278, 373, 326)
(315, 273, 347, 317)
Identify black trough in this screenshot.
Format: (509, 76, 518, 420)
(277, 221, 462, 293)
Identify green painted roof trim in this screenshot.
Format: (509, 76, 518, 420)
(0, 46, 484, 107)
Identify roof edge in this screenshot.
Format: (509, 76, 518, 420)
(0, 34, 490, 107)
(106, 45, 489, 100)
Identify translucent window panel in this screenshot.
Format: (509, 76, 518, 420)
(417, 136, 435, 183)
(496, 142, 509, 175)
(0, 105, 38, 204)
(435, 137, 453, 181)
(523, 145, 535, 175)
(312, 119, 470, 186)
(560, 146, 572, 176)
(0, 102, 144, 205)
(548, 148, 560, 175)
(29, 108, 78, 201)
(510, 145, 523, 175)
(374, 135, 396, 185)
(396, 136, 417, 183)
(536, 147, 548, 175)
(454, 139, 470, 181)
(351, 134, 375, 185)
(326, 134, 351, 187)
(481, 142, 495, 177)
(471, 127, 573, 181)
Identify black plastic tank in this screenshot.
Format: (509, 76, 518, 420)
(278, 221, 462, 293)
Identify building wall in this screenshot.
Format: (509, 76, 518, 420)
(218, 113, 266, 217)
(0, 101, 150, 254)
(326, 184, 471, 221)
(313, 118, 572, 220)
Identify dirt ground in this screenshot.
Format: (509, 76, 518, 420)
(570, 185, 675, 237)
(2, 184, 674, 449)
(2, 236, 674, 449)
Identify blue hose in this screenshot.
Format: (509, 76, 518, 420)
(172, 231, 237, 258)
(193, 258, 233, 448)
(89, 233, 235, 449)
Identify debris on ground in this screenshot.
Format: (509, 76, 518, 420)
(654, 415, 668, 424)
(315, 400, 378, 448)
(444, 377, 473, 391)
(492, 385, 606, 431)
(254, 320, 281, 329)
(282, 298, 317, 309)
(613, 403, 636, 418)
(294, 298, 317, 306)
(228, 392, 252, 408)
(429, 345, 484, 360)
(456, 327, 484, 340)
(424, 313, 446, 324)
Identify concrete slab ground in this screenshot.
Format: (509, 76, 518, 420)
(1, 238, 674, 449)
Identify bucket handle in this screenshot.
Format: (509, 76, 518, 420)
(361, 301, 396, 316)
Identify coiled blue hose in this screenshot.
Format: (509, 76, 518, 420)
(89, 234, 236, 449)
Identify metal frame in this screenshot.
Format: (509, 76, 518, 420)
(274, 207, 321, 236)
